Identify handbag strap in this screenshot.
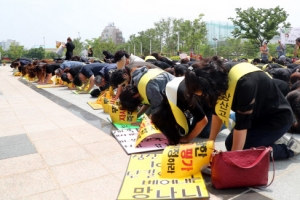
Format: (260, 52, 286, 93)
(221, 147, 275, 188)
(222, 147, 271, 169)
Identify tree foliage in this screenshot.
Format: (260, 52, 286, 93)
(23, 47, 45, 59)
(72, 37, 84, 56)
(85, 38, 117, 59)
(7, 43, 24, 60)
(124, 15, 207, 56)
(229, 6, 290, 47)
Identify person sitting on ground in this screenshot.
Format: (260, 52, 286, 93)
(119, 66, 174, 117)
(151, 52, 174, 67)
(11, 57, 32, 74)
(41, 63, 61, 84)
(103, 50, 114, 63)
(287, 89, 300, 133)
(93, 63, 117, 94)
(266, 67, 292, 84)
(88, 47, 93, 57)
(174, 64, 188, 77)
(185, 56, 298, 160)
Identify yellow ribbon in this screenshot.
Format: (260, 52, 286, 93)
(138, 69, 164, 105)
(215, 63, 262, 128)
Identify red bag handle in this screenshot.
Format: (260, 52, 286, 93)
(222, 147, 271, 169)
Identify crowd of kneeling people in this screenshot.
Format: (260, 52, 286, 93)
(11, 49, 300, 161)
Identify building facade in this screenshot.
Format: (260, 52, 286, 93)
(1, 39, 20, 50)
(205, 21, 236, 44)
(101, 23, 124, 44)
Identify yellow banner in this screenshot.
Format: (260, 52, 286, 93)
(109, 104, 138, 125)
(117, 154, 209, 199)
(160, 141, 214, 178)
(135, 115, 163, 147)
(215, 63, 261, 128)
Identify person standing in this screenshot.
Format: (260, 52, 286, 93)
(88, 47, 93, 57)
(276, 40, 286, 58)
(63, 37, 75, 60)
(294, 37, 300, 58)
(260, 42, 269, 63)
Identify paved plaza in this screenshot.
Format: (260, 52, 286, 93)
(1, 65, 300, 200)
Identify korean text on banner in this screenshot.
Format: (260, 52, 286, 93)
(117, 154, 209, 200)
(135, 115, 163, 147)
(160, 141, 214, 178)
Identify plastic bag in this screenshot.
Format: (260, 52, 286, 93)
(56, 45, 64, 56)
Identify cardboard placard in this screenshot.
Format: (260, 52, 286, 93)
(135, 115, 163, 147)
(160, 141, 214, 178)
(109, 104, 138, 125)
(87, 102, 103, 110)
(112, 129, 168, 154)
(117, 154, 209, 199)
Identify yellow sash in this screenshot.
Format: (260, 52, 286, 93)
(215, 63, 262, 128)
(138, 69, 164, 105)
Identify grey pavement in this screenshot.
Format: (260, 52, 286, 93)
(1, 65, 300, 200)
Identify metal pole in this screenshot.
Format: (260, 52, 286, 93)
(177, 32, 179, 51)
(216, 40, 218, 56)
(160, 37, 162, 53)
(43, 37, 45, 58)
(150, 40, 152, 54)
(134, 43, 136, 55)
(140, 42, 142, 55)
(78, 32, 80, 38)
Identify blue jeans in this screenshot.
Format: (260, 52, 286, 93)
(225, 123, 294, 160)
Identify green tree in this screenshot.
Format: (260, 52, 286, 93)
(85, 38, 117, 59)
(23, 47, 45, 59)
(72, 37, 84, 56)
(229, 6, 290, 47)
(45, 51, 57, 59)
(7, 43, 24, 60)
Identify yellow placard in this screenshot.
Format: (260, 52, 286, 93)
(160, 141, 214, 178)
(109, 104, 138, 125)
(135, 115, 162, 147)
(102, 97, 111, 113)
(87, 102, 103, 110)
(117, 154, 209, 200)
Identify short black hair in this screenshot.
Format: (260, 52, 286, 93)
(119, 85, 142, 112)
(253, 58, 261, 63)
(110, 69, 126, 88)
(296, 37, 300, 43)
(114, 50, 130, 62)
(174, 64, 188, 77)
(73, 75, 82, 86)
(61, 73, 71, 83)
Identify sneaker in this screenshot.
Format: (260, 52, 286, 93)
(275, 135, 289, 145)
(287, 136, 300, 155)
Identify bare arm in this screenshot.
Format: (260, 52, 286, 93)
(85, 75, 95, 92)
(179, 116, 208, 143)
(208, 114, 223, 141)
(137, 105, 150, 118)
(294, 46, 299, 57)
(231, 129, 247, 150)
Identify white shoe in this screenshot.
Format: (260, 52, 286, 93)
(275, 135, 289, 145)
(287, 136, 300, 155)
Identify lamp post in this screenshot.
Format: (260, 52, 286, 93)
(140, 42, 142, 55)
(43, 37, 45, 58)
(177, 32, 180, 52)
(213, 38, 218, 56)
(134, 43, 136, 55)
(150, 40, 152, 54)
(78, 32, 80, 39)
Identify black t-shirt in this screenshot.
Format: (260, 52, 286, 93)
(79, 63, 106, 78)
(46, 64, 60, 75)
(267, 68, 292, 83)
(224, 63, 293, 130)
(69, 66, 82, 79)
(160, 57, 174, 67)
(177, 80, 205, 123)
(65, 42, 75, 53)
(152, 60, 171, 70)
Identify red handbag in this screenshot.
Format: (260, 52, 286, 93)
(210, 147, 275, 189)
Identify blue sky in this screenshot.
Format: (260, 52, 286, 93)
(0, 0, 298, 48)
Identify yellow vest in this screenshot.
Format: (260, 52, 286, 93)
(215, 63, 263, 128)
(138, 69, 164, 105)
